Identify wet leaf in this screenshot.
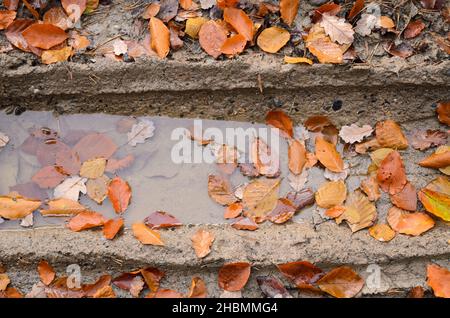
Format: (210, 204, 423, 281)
(208, 174, 237, 206)
(404, 20, 426, 39)
(315, 136, 344, 172)
(368, 224, 396, 242)
(317, 266, 364, 298)
(339, 124, 373, 144)
(419, 147, 450, 169)
(418, 176, 450, 221)
(20, 213, 33, 228)
(256, 276, 292, 298)
(68, 211, 106, 232)
(242, 178, 280, 221)
(339, 190, 376, 232)
(0, 195, 41, 220)
(384, 42, 414, 58)
(360, 177, 381, 201)
(73, 133, 117, 162)
(199, 20, 227, 59)
(132, 222, 164, 245)
(79, 157, 106, 179)
(251, 137, 280, 177)
(257, 26, 290, 53)
(375, 120, 408, 149)
(105, 155, 134, 173)
(86, 175, 110, 204)
(267, 198, 296, 224)
(127, 119, 155, 146)
(390, 182, 417, 211)
(283, 56, 313, 65)
(22, 23, 68, 50)
(0, 10, 16, 30)
(0, 132, 9, 150)
(436, 101, 450, 125)
(377, 151, 407, 195)
(277, 261, 323, 289)
(410, 129, 447, 151)
(185, 17, 208, 38)
(188, 277, 207, 298)
(280, 0, 299, 26)
(38, 260, 55, 286)
(265, 109, 293, 138)
(112, 271, 141, 290)
(223, 7, 253, 41)
(427, 264, 450, 298)
(141, 267, 165, 292)
(10, 182, 47, 201)
(103, 217, 124, 240)
(387, 207, 434, 236)
(232, 216, 259, 230)
(191, 229, 215, 258)
(319, 13, 354, 45)
(5, 19, 35, 52)
(288, 140, 306, 175)
(221, 34, 247, 56)
(108, 176, 132, 214)
(53, 176, 87, 201)
(36, 141, 72, 167)
(218, 262, 251, 292)
(55, 148, 81, 175)
(224, 202, 243, 219)
(287, 170, 308, 192)
(43, 7, 70, 30)
(32, 166, 66, 189)
(348, 0, 364, 20)
(40, 198, 87, 216)
(144, 211, 182, 229)
(315, 180, 347, 209)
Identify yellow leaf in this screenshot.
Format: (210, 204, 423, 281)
(132, 222, 164, 246)
(368, 224, 396, 242)
(185, 17, 208, 39)
(40, 198, 87, 216)
(41, 46, 72, 65)
(79, 157, 107, 179)
(0, 195, 41, 219)
(284, 56, 313, 65)
(242, 178, 280, 221)
(315, 180, 347, 208)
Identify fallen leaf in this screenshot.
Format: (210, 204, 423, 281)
(185, 17, 208, 38)
(105, 155, 134, 173)
(0, 286, 22, 298)
(427, 264, 450, 298)
(108, 176, 132, 213)
(218, 262, 251, 292)
(324, 162, 349, 181)
(283, 56, 313, 65)
(304, 115, 333, 132)
(436, 146, 450, 175)
(142, 3, 161, 19)
(348, 0, 365, 20)
(384, 42, 414, 58)
(265, 109, 293, 138)
(113, 271, 141, 290)
(220, 34, 247, 56)
(340, 190, 376, 232)
(55, 148, 81, 175)
(219, 290, 242, 298)
(320, 13, 355, 45)
(315, 180, 347, 208)
(288, 139, 306, 175)
(0, 131, 9, 151)
(287, 170, 308, 192)
(36, 140, 72, 167)
(410, 129, 447, 151)
(38, 260, 55, 286)
(157, 0, 179, 22)
(256, 276, 292, 298)
(436, 101, 450, 125)
(280, 0, 299, 26)
(355, 138, 381, 154)
(242, 178, 280, 221)
(53, 176, 87, 201)
(67, 211, 106, 232)
(92, 285, 116, 298)
(360, 177, 381, 201)
(375, 120, 408, 149)
(140, 267, 165, 292)
(73, 133, 117, 162)
(103, 217, 124, 240)
(217, 0, 239, 9)
(251, 137, 280, 177)
(208, 174, 237, 206)
(32, 166, 66, 189)
(306, 25, 343, 64)
(368, 224, 396, 242)
(404, 20, 426, 39)
(191, 229, 215, 258)
(312, 2, 341, 23)
(378, 16, 395, 29)
(86, 175, 110, 204)
(144, 211, 182, 229)
(43, 7, 70, 30)
(5, 19, 35, 52)
(40, 198, 87, 216)
(188, 277, 207, 298)
(339, 124, 373, 144)
(387, 207, 434, 236)
(69, 32, 90, 51)
(315, 136, 344, 172)
(408, 286, 425, 298)
(132, 223, 164, 245)
(257, 26, 290, 53)
(85, 0, 99, 14)
(0, 274, 10, 291)
(317, 266, 364, 298)
(419, 147, 450, 169)
(199, 0, 215, 9)
(20, 212, 33, 227)
(377, 151, 407, 195)
(149, 16, 170, 58)
(10, 182, 47, 201)
(277, 261, 323, 289)
(418, 176, 450, 221)
(354, 12, 378, 36)
(223, 7, 253, 41)
(198, 20, 227, 58)
(231, 216, 259, 230)
(224, 202, 243, 219)
(127, 119, 155, 146)
(0, 195, 41, 220)
(0, 10, 16, 30)
(79, 157, 106, 179)
(370, 148, 394, 167)
(266, 198, 296, 224)
(61, 0, 87, 24)
(22, 23, 68, 50)
(324, 205, 346, 218)
(390, 182, 417, 211)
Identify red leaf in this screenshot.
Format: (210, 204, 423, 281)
(348, 0, 365, 20)
(223, 7, 253, 41)
(143, 211, 182, 229)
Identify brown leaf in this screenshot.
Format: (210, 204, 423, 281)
(436, 101, 450, 125)
(36, 140, 72, 166)
(319, 13, 354, 45)
(141, 267, 165, 293)
(73, 133, 117, 162)
(92, 285, 116, 298)
(266, 198, 296, 224)
(40, 198, 86, 216)
(387, 207, 434, 236)
(104, 155, 134, 173)
(224, 202, 243, 219)
(157, 0, 179, 22)
(86, 175, 110, 204)
(280, 0, 299, 26)
(191, 229, 215, 258)
(256, 276, 292, 298)
(38, 260, 55, 286)
(427, 264, 450, 298)
(83, 275, 112, 297)
(339, 190, 377, 232)
(251, 137, 280, 177)
(67, 211, 106, 232)
(242, 178, 280, 221)
(144, 211, 182, 229)
(277, 261, 323, 289)
(312, 2, 341, 23)
(221, 33, 247, 56)
(0, 10, 16, 30)
(265, 109, 294, 138)
(188, 277, 207, 298)
(103, 217, 124, 240)
(61, 0, 87, 23)
(368, 224, 396, 242)
(0, 274, 10, 291)
(32, 166, 66, 189)
(108, 176, 132, 213)
(217, 0, 239, 9)
(149, 17, 170, 58)
(304, 115, 333, 132)
(130, 276, 145, 297)
(55, 148, 81, 175)
(257, 26, 290, 53)
(43, 7, 70, 30)
(317, 266, 364, 298)
(142, 3, 161, 19)
(132, 222, 164, 245)
(185, 17, 208, 38)
(288, 140, 306, 175)
(22, 24, 68, 50)
(315, 136, 344, 172)
(223, 7, 253, 41)
(218, 262, 251, 292)
(208, 174, 237, 206)
(112, 271, 141, 290)
(307, 33, 343, 64)
(0, 287, 23, 298)
(0, 195, 41, 220)
(5, 19, 35, 52)
(3, 0, 19, 10)
(390, 182, 417, 211)
(199, 20, 227, 58)
(419, 148, 450, 168)
(404, 20, 426, 39)
(315, 180, 347, 208)
(375, 120, 408, 149)
(360, 177, 381, 201)
(408, 286, 425, 298)
(231, 216, 259, 230)
(410, 129, 447, 151)
(377, 151, 407, 195)
(285, 189, 315, 211)
(348, 0, 365, 20)
(384, 41, 414, 58)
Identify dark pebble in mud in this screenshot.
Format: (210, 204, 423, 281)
(332, 100, 343, 111)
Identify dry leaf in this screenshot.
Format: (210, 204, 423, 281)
(387, 207, 434, 236)
(20, 213, 33, 227)
(410, 129, 447, 151)
(419, 147, 450, 169)
(368, 224, 396, 242)
(370, 148, 394, 167)
(377, 151, 407, 195)
(390, 182, 417, 211)
(384, 42, 414, 58)
(317, 266, 364, 298)
(348, 0, 365, 20)
(69, 32, 90, 51)
(5, 19, 35, 52)
(0, 195, 41, 220)
(146, 289, 183, 298)
(418, 176, 450, 221)
(108, 176, 132, 214)
(129, 276, 144, 298)
(436, 101, 450, 125)
(306, 25, 343, 64)
(208, 174, 237, 206)
(73, 133, 117, 162)
(427, 264, 450, 298)
(142, 3, 161, 19)
(288, 139, 306, 175)
(408, 286, 425, 298)
(315, 180, 347, 209)
(375, 120, 408, 149)
(218, 262, 251, 292)
(61, 0, 87, 23)
(232, 216, 259, 230)
(140, 267, 165, 293)
(53, 176, 87, 202)
(188, 277, 207, 298)
(312, 2, 341, 23)
(86, 175, 110, 204)
(224, 202, 243, 219)
(257, 26, 290, 53)
(185, 17, 208, 38)
(22, 23, 68, 50)
(360, 177, 381, 201)
(40, 198, 87, 216)
(223, 7, 253, 41)
(105, 155, 134, 173)
(144, 211, 182, 229)
(43, 7, 70, 30)
(256, 276, 292, 298)
(0, 10, 16, 30)
(67, 211, 106, 232)
(157, 0, 179, 22)
(149, 17, 170, 58)
(287, 170, 308, 192)
(266, 198, 296, 224)
(354, 12, 377, 36)
(127, 119, 155, 146)
(103, 217, 124, 240)
(325, 205, 346, 218)
(38, 260, 55, 286)
(251, 137, 280, 177)
(132, 222, 164, 246)
(320, 13, 355, 45)
(277, 261, 323, 289)
(199, 20, 227, 58)
(191, 229, 215, 258)
(0, 274, 10, 291)
(404, 20, 426, 39)
(315, 136, 344, 172)
(221, 34, 247, 56)
(340, 190, 376, 232)
(284, 56, 313, 65)
(265, 109, 294, 138)
(324, 162, 349, 181)
(339, 124, 373, 144)
(378, 16, 395, 29)
(32, 166, 66, 189)
(280, 0, 299, 26)
(242, 178, 280, 221)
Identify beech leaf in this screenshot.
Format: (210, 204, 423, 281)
(218, 262, 251, 292)
(191, 229, 215, 258)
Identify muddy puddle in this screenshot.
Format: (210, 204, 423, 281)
(0, 111, 367, 230)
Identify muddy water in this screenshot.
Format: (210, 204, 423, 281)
(0, 111, 365, 229)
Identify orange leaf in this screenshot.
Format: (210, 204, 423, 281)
(43, 7, 70, 30)
(387, 207, 434, 236)
(41, 46, 72, 64)
(83, 275, 112, 297)
(141, 267, 165, 293)
(40, 198, 87, 216)
(188, 277, 207, 298)
(179, 0, 193, 10)
(5, 19, 35, 52)
(436, 101, 450, 125)
(427, 264, 450, 298)
(325, 205, 346, 218)
(277, 261, 323, 289)
(378, 16, 395, 29)
(280, 0, 300, 26)
(257, 26, 290, 53)
(348, 0, 365, 20)
(108, 176, 132, 213)
(149, 17, 170, 58)
(315, 136, 344, 172)
(312, 2, 341, 23)
(72, 133, 117, 162)
(224, 202, 243, 219)
(61, 0, 87, 24)
(317, 266, 364, 298)
(132, 222, 164, 246)
(220, 33, 246, 56)
(266, 198, 296, 224)
(38, 260, 55, 286)
(144, 211, 182, 229)
(142, 3, 160, 19)
(368, 224, 396, 242)
(231, 216, 259, 230)
(223, 7, 254, 41)
(217, 0, 239, 9)
(208, 174, 237, 206)
(307, 37, 343, 64)
(0, 195, 41, 220)
(288, 139, 307, 175)
(0, 10, 16, 30)
(419, 150, 450, 168)
(198, 20, 227, 59)
(390, 182, 417, 211)
(191, 229, 215, 258)
(67, 211, 106, 232)
(218, 262, 251, 291)
(265, 109, 293, 138)
(375, 120, 408, 149)
(22, 23, 68, 50)
(103, 217, 124, 240)
(376, 151, 407, 195)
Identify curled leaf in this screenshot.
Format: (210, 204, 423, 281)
(288, 139, 306, 175)
(339, 124, 373, 144)
(38, 260, 55, 286)
(375, 120, 408, 149)
(256, 276, 292, 298)
(208, 174, 237, 206)
(0, 195, 41, 220)
(390, 182, 417, 211)
(188, 277, 207, 298)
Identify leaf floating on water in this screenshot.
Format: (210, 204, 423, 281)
(191, 229, 215, 258)
(108, 176, 132, 214)
(67, 211, 107, 232)
(105, 155, 135, 173)
(32, 166, 66, 189)
(53, 176, 87, 202)
(0, 132, 10, 151)
(20, 212, 33, 227)
(339, 124, 373, 144)
(218, 262, 251, 292)
(317, 266, 364, 298)
(251, 137, 280, 177)
(0, 195, 41, 220)
(242, 178, 280, 221)
(86, 175, 110, 204)
(132, 222, 164, 246)
(387, 207, 434, 236)
(256, 276, 292, 298)
(427, 264, 450, 298)
(266, 198, 296, 224)
(144, 211, 182, 229)
(224, 202, 243, 219)
(127, 119, 155, 147)
(40, 198, 87, 216)
(79, 157, 106, 179)
(286, 189, 315, 211)
(208, 174, 237, 206)
(73, 133, 117, 162)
